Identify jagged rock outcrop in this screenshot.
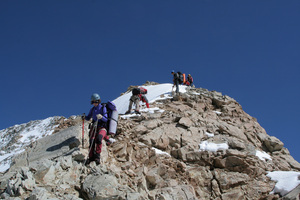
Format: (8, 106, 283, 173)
(1, 86, 300, 200)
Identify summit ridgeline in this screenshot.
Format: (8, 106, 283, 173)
(1, 83, 300, 200)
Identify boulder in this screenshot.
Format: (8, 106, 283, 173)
(82, 172, 125, 199)
(151, 185, 197, 200)
(178, 117, 193, 128)
(214, 169, 250, 190)
(28, 187, 53, 200)
(264, 136, 284, 152)
(142, 119, 163, 130)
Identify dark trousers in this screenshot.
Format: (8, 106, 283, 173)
(174, 80, 179, 93)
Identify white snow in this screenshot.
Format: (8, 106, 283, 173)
(120, 107, 165, 119)
(0, 160, 11, 173)
(152, 147, 171, 157)
(199, 140, 229, 152)
(142, 107, 165, 114)
(191, 91, 201, 95)
(0, 149, 24, 172)
(205, 132, 214, 138)
(267, 171, 300, 196)
(213, 111, 222, 115)
(19, 117, 57, 143)
(256, 150, 272, 161)
(120, 113, 140, 119)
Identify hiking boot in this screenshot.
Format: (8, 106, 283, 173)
(135, 110, 141, 114)
(85, 154, 96, 165)
(95, 158, 100, 165)
(94, 153, 101, 165)
(85, 159, 92, 166)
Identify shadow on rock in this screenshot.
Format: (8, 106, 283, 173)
(46, 136, 80, 152)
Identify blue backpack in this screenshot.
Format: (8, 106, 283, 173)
(101, 101, 118, 135)
(102, 101, 117, 118)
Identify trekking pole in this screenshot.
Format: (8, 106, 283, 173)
(83, 120, 98, 166)
(82, 113, 85, 148)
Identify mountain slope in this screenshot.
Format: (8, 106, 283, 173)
(0, 117, 62, 172)
(0, 83, 299, 200)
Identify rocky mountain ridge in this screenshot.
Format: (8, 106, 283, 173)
(0, 115, 81, 173)
(0, 84, 300, 200)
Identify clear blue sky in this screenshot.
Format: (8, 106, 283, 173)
(1, 1, 299, 162)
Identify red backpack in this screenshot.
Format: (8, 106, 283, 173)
(132, 87, 148, 95)
(139, 87, 147, 94)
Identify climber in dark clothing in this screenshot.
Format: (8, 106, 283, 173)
(171, 70, 179, 94)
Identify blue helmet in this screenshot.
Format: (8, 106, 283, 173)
(171, 70, 175, 73)
(91, 93, 101, 101)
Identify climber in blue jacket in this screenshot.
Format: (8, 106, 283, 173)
(83, 93, 109, 165)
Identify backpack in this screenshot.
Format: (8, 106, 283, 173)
(139, 87, 147, 94)
(132, 87, 148, 95)
(101, 101, 118, 135)
(177, 72, 184, 84)
(132, 88, 140, 95)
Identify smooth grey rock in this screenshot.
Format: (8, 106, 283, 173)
(28, 187, 51, 200)
(283, 183, 300, 200)
(12, 125, 81, 170)
(82, 173, 123, 199)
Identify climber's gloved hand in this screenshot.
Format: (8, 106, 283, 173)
(96, 114, 103, 119)
(109, 138, 116, 143)
(106, 138, 116, 146)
